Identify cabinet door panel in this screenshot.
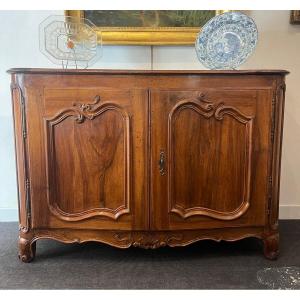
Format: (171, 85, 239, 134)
(46, 104, 129, 221)
(27, 86, 148, 230)
(151, 89, 271, 230)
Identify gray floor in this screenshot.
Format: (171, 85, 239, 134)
(0, 220, 300, 289)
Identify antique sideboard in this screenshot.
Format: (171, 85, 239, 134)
(8, 68, 288, 262)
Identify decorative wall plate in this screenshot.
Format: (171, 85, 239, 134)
(195, 12, 258, 70)
(39, 15, 102, 68)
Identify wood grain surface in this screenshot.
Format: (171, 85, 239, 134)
(9, 69, 287, 261)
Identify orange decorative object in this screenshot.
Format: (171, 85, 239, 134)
(67, 40, 75, 49)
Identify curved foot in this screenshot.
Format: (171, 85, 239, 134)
(263, 233, 279, 260)
(19, 237, 36, 263)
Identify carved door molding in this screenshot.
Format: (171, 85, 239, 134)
(44, 95, 132, 222)
(167, 94, 254, 220)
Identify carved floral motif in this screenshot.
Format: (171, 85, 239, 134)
(113, 232, 184, 249)
(72, 95, 101, 123)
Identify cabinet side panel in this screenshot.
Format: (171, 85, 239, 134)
(25, 85, 49, 228)
(269, 77, 286, 231)
(11, 75, 29, 231)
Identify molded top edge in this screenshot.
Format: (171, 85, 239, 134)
(7, 68, 289, 75)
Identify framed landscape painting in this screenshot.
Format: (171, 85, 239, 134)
(290, 10, 300, 24)
(65, 10, 228, 45)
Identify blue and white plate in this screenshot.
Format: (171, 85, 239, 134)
(195, 12, 258, 70)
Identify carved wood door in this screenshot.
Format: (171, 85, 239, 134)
(150, 89, 272, 230)
(29, 87, 148, 230)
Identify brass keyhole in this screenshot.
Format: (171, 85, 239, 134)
(159, 150, 166, 176)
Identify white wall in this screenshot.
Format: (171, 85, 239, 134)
(0, 10, 299, 221)
(0, 10, 151, 221)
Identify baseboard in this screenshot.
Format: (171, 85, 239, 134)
(0, 206, 300, 222)
(279, 205, 300, 219)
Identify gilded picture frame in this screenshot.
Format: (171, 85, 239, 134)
(65, 10, 229, 45)
(290, 10, 300, 24)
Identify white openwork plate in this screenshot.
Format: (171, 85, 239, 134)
(39, 15, 102, 68)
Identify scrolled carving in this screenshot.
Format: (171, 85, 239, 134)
(132, 239, 166, 249)
(113, 232, 184, 249)
(171, 93, 216, 119)
(73, 95, 100, 111)
(114, 232, 131, 243)
(195, 92, 215, 110)
(214, 103, 254, 124)
(279, 82, 286, 94)
(72, 95, 101, 123)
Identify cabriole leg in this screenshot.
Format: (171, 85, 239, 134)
(263, 233, 279, 260)
(18, 237, 36, 263)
